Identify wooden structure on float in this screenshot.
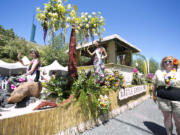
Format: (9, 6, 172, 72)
(76, 34, 141, 66)
(75, 34, 141, 85)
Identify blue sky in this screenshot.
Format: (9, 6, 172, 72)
(0, 0, 180, 62)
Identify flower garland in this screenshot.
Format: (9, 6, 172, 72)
(164, 68, 177, 86)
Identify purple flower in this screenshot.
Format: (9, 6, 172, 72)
(99, 80, 104, 84)
(101, 65, 105, 69)
(100, 74, 105, 78)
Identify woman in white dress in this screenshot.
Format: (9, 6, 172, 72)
(87, 41, 107, 84)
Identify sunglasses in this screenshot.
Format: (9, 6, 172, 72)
(164, 60, 173, 64)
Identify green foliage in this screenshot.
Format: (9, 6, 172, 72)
(132, 73, 145, 85)
(71, 71, 112, 118)
(0, 25, 16, 46)
(71, 71, 101, 95)
(149, 57, 159, 74)
(133, 58, 144, 74)
(0, 25, 40, 62)
(79, 56, 91, 66)
(43, 75, 69, 101)
(0, 24, 68, 67)
(145, 73, 154, 83)
(38, 33, 69, 66)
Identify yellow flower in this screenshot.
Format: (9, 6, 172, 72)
(70, 10, 76, 17)
(66, 24, 69, 28)
(115, 83, 119, 87)
(75, 30, 79, 33)
(88, 15, 92, 18)
(36, 7, 41, 12)
(67, 4, 71, 10)
(92, 12, 96, 16)
(86, 24, 89, 28)
(53, 13, 58, 18)
(101, 28, 105, 32)
(66, 17, 71, 22)
(81, 12, 84, 16)
(164, 72, 167, 76)
(172, 69, 176, 72)
(48, 12, 53, 17)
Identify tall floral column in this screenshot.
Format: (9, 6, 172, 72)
(68, 28, 78, 88)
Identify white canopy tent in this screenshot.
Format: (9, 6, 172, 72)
(40, 60, 67, 81)
(41, 60, 67, 74)
(0, 59, 27, 76)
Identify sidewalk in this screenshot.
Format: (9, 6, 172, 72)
(81, 99, 176, 135)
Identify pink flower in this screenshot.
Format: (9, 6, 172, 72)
(18, 78, 25, 82)
(133, 68, 138, 73)
(10, 84, 16, 90)
(96, 69, 99, 73)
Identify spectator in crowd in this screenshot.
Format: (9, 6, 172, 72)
(153, 56, 180, 135)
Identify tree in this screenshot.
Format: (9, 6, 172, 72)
(149, 57, 159, 74)
(36, 0, 106, 89)
(133, 58, 144, 73)
(133, 53, 147, 74)
(39, 45, 68, 67)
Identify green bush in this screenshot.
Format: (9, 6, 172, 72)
(43, 75, 69, 101)
(132, 73, 145, 85)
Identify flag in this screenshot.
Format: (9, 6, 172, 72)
(30, 24, 36, 43)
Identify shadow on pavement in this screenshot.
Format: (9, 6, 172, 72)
(113, 118, 152, 134)
(144, 121, 175, 135)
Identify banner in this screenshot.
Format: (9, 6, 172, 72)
(119, 85, 147, 100)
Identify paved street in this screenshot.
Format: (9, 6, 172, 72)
(81, 99, 177, 135)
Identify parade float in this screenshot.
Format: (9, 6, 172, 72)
(0, 0, 152, 135)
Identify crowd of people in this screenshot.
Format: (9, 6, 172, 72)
(0, 76, 9, 90)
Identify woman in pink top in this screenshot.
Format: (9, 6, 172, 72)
(6, 48, 40, 93)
